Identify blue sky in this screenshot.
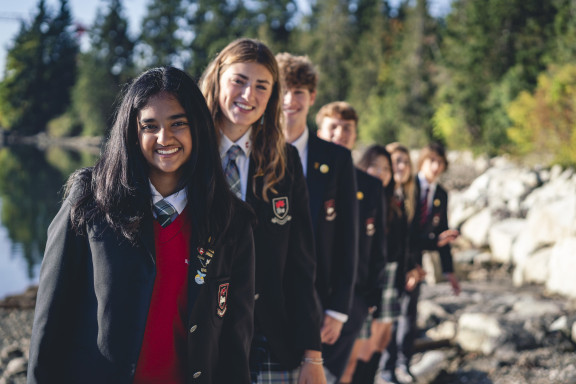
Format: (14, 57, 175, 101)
(0, 0, 452, 78)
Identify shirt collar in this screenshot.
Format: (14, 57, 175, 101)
(149, 181, 188, 215)
(290, 128, 309, 156)
(219, 128, 252, 159)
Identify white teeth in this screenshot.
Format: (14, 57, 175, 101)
(157, 148, 179, 155)
(235, 102, 253, 111)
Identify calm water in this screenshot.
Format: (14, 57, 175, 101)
(0, 144, 99, 300)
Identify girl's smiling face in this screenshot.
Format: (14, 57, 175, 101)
(217, 62, 274, 140)
(366, 154, 392, 187)
(137, 91, 192, 196)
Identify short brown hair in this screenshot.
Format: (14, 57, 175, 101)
(417, 142, 448, 171)
(315, 101, 358, 127)
(276, 52, 318, 93)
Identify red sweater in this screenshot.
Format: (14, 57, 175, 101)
(134, 207, 191, 383)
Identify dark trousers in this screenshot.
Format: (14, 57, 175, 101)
(323, 294, 370, 381)
(380, 283, 420, 372)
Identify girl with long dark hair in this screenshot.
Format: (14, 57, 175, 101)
(27, 66, 255, 384)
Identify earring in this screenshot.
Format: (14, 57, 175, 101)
(260, 114, 265, 126)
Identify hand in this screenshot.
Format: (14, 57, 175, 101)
(368, 306, 377, 315)
(437, 229, 459, 247)
(445, 272, 461, 296)
(405, 265, 426, 291)
(320, 315, 344, 345)
(298, 350, 327, 384)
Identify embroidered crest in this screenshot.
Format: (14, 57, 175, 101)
(366, 217, 376, 236)
(217, 283, 229, 317)
(271, 197, 292, 225)
(324, 199, 337, 221)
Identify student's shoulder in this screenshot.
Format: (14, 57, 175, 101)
(309, 133, 352, 159)
(356, 168, 382, 191)
(65, 167, 94, 204)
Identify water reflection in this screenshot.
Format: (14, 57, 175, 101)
(0, 145, 99, 299)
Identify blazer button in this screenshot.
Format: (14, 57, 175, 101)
(254, 293, 260, 301)
(429, 233, 436, 239)
(189, 324, 198, 333)
(193, 371, 202, 379)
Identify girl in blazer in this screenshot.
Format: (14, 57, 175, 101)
(200, 38, 325, 384)
(27, 67, 255, 384)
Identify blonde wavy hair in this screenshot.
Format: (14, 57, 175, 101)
(386, 142, 416, 222)
(200, 38, 286, 202)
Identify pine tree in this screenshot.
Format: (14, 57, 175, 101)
(70, 0, 135, 136)
(0, 0, 78, 134)
(138, 0, 186, 69)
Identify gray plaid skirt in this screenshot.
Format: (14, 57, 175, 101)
(250, 334, 301, 383)
(358, 262, 399, 339)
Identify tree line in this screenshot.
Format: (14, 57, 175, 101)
(0, 0, 575, 165)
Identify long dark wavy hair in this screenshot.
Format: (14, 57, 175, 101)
(357, 144, 395, 225)
(67, 66, 236, 242)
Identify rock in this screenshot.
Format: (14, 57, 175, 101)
(411, 350, 449, 383)
(460, 208, 492, 248)
(488, 218, 526, 264)
(512, 247, 551, 286)
(546, 237, 576, 298)
(456, 313, 503, 355)
(4, 357, 27, 376)
(426, 320, 457, 341)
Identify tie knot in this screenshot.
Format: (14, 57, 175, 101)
(154, 199, 176, 227)
(227, 145, 243, 162)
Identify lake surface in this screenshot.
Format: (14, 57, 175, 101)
(0, 144, 99, 300)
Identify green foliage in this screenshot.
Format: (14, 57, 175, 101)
(507, 64, 576, 166)
(0, 0, 78, 134)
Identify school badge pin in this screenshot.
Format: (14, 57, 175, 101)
(324, 199, 337, 221)
(320, 164, 329, 174)
(357, 191, 364, 200)
(433, 214, 441, 225)
(195, 270, 206, 285)
(366, 217, 376, 236)
(434, 199, 441, 207)
(271, 197, 292, 225)
(217, 283, 229, 317)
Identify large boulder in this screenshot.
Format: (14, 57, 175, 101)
(488, 218, 526, 264)
(546, 237, 576, 298)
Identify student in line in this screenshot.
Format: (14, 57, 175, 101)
(276, 52, 359, 353)
(315, 101, 387, 384)
(27, 66, 256, 384)
(200, 38, 325, 384)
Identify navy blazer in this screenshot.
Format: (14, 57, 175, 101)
(306, 133, 359, 316)
(27, 172, 255, 384)
(247, 144, 322, 369)
(355, 169, 387, 307)
(409, 177, 454, 273)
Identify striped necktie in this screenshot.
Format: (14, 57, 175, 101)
(154, 199, 177, 228)
(419, 187, 430, 228)
(224, 145, 242, 198)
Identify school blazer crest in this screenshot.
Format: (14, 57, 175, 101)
(27, 174, 256, 384)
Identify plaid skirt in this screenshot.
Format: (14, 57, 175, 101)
(357, 262, 400, 339)
(250, 334, 301, 384)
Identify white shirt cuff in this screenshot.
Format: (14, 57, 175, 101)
(325, 309, 348, 323)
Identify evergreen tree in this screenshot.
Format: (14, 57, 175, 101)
(0, 0, 78, 134)
(70, 0, 134, 136)
(253, 0, 299, 53)
(304, 0, 354, 113)
(437, 0, 557, 153)
(138, 0, 186, 68)
(184, 0, 258, 78)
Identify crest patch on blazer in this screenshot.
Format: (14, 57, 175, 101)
(271, 197, 292, 225)
(324, 199, 337, 221)
(366, 217, 376, 236)
(217, 283, 229, 317)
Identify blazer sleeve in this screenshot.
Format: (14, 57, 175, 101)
(216, 207, 255, 383)
(365, 184, 388, 307)
(284, 145, 323, 352)
(437, 189, 454, 274)
(27, 193, 86, 383)
(327, 150, 359, 314)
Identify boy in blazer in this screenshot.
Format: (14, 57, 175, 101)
(392, 142, 460, 384)
(277, 53, 359, 354)
(315, 101, 388, 383)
